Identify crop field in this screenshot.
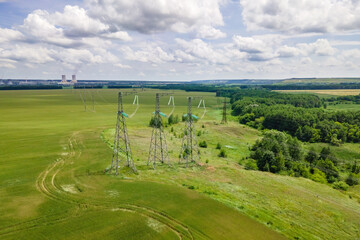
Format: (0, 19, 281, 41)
(1, 89, 360, 240)
(279, 78, 360, 84)
(275, 89, 360, 96)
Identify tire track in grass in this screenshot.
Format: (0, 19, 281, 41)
(1, 132, 197, 240)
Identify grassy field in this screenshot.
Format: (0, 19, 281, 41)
(275, 89, 360, 96)
(279, 78, 360, 84)
(1, 89, 360, 239)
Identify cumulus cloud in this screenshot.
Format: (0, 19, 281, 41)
(86, 0, 225, 39)
(240, 0, 360, 33)
(121, 46, 175, 64)
(0, 45, 55, 64)
(232, 36, 269, 53)
(196, 26, 226, 39)
(175, 38, 230, 64)
(0, 28, 24, 43)
(277, 45, 301, 57)
(298, 39, 336, 56)
(53, 5, 109, 37)
(115, 63, 132, 69)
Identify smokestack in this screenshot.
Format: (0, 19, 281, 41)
(71, 74, 77, 83)
(62, 75, 66, 82)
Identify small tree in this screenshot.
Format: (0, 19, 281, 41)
(305, 148, 318, 164)
(199, 141, 207, 148)
(218, 149, 227, 158)
(216, 143, 222, 149)
(346, 173, 359, 186)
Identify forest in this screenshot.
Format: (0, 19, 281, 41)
(230, 89, 360, 189)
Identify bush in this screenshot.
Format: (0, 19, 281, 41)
(346, 173, 359, 186)
(149, 116, 163, 127)
(218, 149, 227, 158)
(310, 168, 327, 184)
(168, 114, 180, 125)
(245, 161, 258, 170)
(332, 181, 349, 191)
(199, 140, 208, 148)
(216, 143, 222, 149)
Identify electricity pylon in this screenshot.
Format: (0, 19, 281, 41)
(110, 92, 136, 175)
(221, 97, 227, 124)
(148, 93, 169, 169)
(179, 97, 199, 167)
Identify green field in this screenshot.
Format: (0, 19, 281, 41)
(279, 78, 360, 84)
(1, 89, 360, 239)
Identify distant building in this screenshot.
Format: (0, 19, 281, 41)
(60, 75, 70, 85)
(71, 75, 77, 84)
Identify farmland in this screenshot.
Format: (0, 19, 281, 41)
(275, 89, 360, 96)
(1, 89, 360, 239)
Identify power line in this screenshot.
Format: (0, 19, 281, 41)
(179, 97, 200, 167)
(148, 93, 170, 169)
(110, 92, 137, 175)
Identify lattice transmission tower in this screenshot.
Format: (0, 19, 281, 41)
(179, 97, 200, 167)
(148, 93, 169, 169)
(221, 97, 227, 124)
(110, 92, 136, 175)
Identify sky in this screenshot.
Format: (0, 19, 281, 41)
(0, 0, 359, 81)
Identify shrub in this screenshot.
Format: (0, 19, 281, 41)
(216, 143, 222, 149)
(149, 116, 163, 127)
(245, 161, 258, 170)
(168, 114, 180, 125)
(310, 168, 327, 184)
(346, 173, 359, 186)
(199, 140, 207, 148)
(218, 149, 227, 158)
(332, 181, 349, 191)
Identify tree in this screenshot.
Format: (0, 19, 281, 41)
(305, 148, 318, 164)
(218, 149, 227, 158)
(316, 158, 339, 183)
(346, 173, 359, 186)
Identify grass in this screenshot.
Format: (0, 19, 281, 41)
(275, 89, 360, 96)
(327, 103, 360, 111)
(279, 78, 360, 84)
(0, 89, 359, 239)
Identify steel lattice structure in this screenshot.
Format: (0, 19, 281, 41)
(110, 92, 136, 175)
(179, 97, 199, 167)
(148, 93, 169, 169)
(221, 97, 227, 124)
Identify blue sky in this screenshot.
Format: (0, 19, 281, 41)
(0, 0, 359, 80)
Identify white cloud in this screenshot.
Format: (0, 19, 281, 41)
(298, 39, 336, 56)
(240, 0, 360, 33)
(277, 45, 301, 57)
(21, 9, 78, 48)
(0, 28, 24, 43)
(175, 38, 229, 64)
(0, 62, 16, 69)
(121, 46, 174, 64)
(196, 26, 226, 39)
(115, 63, 132, 69)
(342, 48, 360, 59)
(232, 35, 269, 53)
(102, 31, 132, 41)
(0, 45, 55, 64)
(86, 0, 225, 38)
(53, 5, 109, 37)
